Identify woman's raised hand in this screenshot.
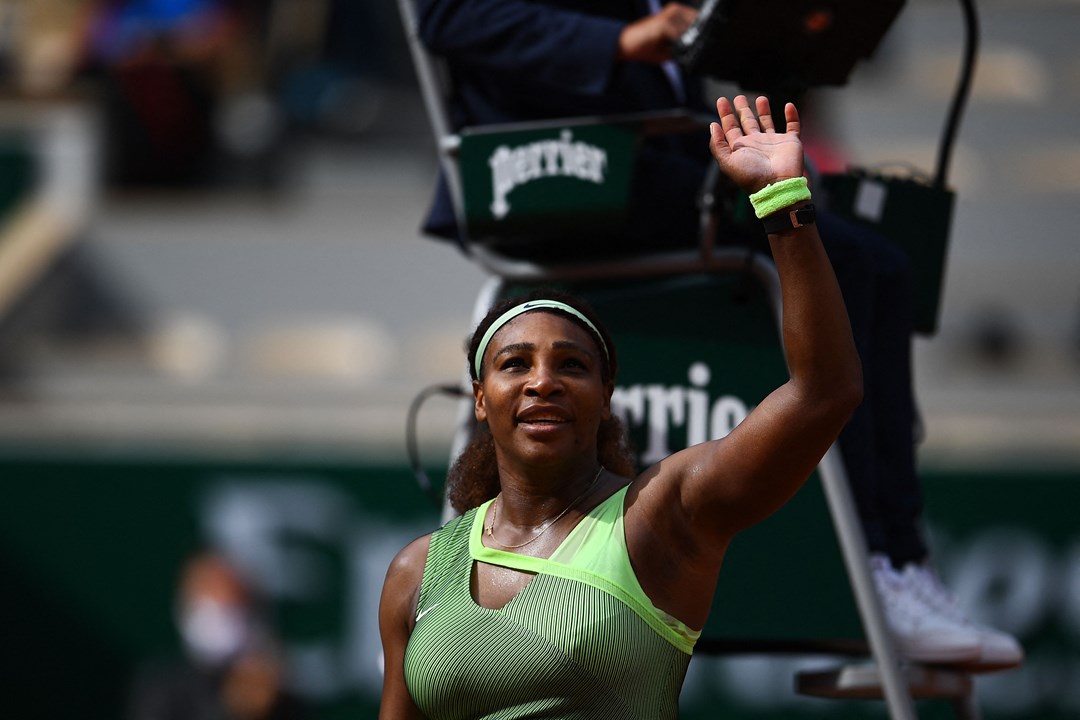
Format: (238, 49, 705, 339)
(708, 95, 805, 195)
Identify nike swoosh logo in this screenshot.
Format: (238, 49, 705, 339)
(416, 603, 438, 622)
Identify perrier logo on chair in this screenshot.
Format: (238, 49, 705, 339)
(488, 129, 609, 219)
(459, 122, 636, 244)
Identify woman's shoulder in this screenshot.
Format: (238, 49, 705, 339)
(385, 532, 433, 588)
(387, 507, 481, 581)
(380, 533, 433, 635)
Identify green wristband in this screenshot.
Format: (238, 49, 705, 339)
(749, 176, 812, 219)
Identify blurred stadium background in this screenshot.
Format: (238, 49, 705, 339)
(0, 1, 1077, 719)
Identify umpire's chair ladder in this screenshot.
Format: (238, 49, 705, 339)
(397, 1, 978, 717)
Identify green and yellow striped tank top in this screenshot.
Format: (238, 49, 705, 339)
(403, 486, 699, 719)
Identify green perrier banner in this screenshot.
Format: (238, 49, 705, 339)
(459, 122, 636, 244)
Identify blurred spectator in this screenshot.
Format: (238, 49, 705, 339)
(82, 0, 237, 66)
(273, 0, 404, 137)
(127, 551, 308, 720)
(76, 0, 260, 186)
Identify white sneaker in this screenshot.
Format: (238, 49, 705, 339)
(869, 554, 982, 665)
(900, 561, 1025, 672)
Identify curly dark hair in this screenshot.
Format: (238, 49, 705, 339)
(446, 288, 638, 513)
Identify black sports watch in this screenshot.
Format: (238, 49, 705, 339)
(761, 203, 816, 234)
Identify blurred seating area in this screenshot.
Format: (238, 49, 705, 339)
(0, 0, 475, 458)
(1, 1, 413, 188)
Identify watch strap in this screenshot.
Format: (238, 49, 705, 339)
(761, 203, 816, 234)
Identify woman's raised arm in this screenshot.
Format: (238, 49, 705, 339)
(624, 95, 862, 628)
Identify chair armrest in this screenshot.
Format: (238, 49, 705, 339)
(456, 109, 712, 147)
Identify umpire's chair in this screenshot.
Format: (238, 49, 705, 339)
(398, 0, 978, 717)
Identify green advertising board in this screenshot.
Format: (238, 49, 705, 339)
(0, 453, 1075, 720)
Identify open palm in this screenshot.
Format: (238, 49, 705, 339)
(709, 95, 805, 195)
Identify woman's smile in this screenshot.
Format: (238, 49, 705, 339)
(516, 404, 572, 427)
(515, 403, 576, 443)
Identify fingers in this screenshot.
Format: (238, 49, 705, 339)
(715, 95, 800, 137)
(755, 96, 775, 132)
(714, 96, 742, 147)
(784, 101, 801, 135)
(716, 95, 753, 148)
(733, 95, 761, 134)
(708, 121, 727, 155)
(715, 95, 773, 134)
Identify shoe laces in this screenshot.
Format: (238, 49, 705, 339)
(902, 563, 971, 625)
(871, 556, 930, 624)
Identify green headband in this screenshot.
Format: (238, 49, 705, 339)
(473, 300, 609, 378)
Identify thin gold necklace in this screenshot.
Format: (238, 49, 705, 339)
(485, 466, 605, 550)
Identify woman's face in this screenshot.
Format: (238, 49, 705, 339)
(473, 311, 612, 468)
